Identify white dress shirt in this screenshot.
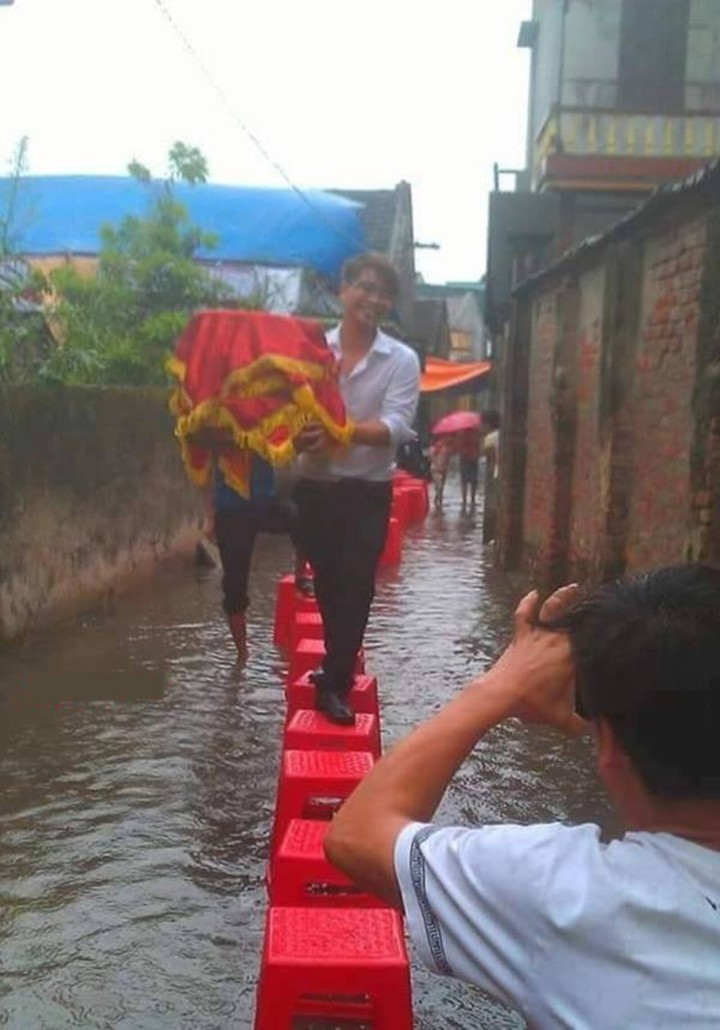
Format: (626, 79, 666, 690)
(298, 325, 420, 482)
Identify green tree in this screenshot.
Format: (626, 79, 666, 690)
(47, 142, 238, 385)
(0, 260, 54, 383)
(0, 138, 56, 383)
(0, 135, 30, 257)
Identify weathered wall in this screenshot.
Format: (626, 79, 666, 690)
(0, 386, 205, 643)
(499, 188, 720, 585)
(568, 265, 606, 577)
(625, 220, 706, 569)
(522, 292, 559, 564)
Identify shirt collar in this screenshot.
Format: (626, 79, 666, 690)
(327, 324, 392, 358)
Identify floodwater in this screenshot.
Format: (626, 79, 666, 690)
(0, 477, 614, 1029)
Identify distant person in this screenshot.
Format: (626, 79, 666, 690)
(293, 252, 420, 724)
(325, 564, 720, 1028)
(210, 454, 311, 660)
(457, 426, 481, 511)
(482, 410, 500, 476)
(429, 436, 451, 509)
(481, 410, 500, 542)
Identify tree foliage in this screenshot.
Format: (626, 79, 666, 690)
(0, 136, 30, 258)
(0, 141, 242, 385)
(44, 142, 237, 385)
(0, 259, 54, 384)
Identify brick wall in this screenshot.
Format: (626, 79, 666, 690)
(568, 266, 606, 577)
(625, 221, 706, 569)
(499, 193, 720, 583)
(522, 293, 558, 564)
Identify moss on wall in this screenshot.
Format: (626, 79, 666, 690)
(0, 385, 205, 642)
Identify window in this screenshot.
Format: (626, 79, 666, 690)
(618, 0, 690, 111)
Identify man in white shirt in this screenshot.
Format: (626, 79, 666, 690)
(293, 253, 420, 725)
(325, 565, 720, 1027)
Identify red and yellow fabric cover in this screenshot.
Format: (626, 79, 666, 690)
(168, 309, 352, 497)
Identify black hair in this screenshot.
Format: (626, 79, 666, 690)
(483, 410, 500, 430)
(341, 252, 400, 300)
(542, 565, 720, 799)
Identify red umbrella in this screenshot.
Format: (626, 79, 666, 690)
(432, 410, 482, 435)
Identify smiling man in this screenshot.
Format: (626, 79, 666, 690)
(292, 253, 420, 725)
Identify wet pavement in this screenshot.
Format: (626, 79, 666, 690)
(0, 478, 615, 1028)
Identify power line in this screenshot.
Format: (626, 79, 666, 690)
(150, 0, 362, 250)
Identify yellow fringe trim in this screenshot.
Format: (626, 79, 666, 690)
(220, 353, 333, 398)
(166, 348, 353, 497)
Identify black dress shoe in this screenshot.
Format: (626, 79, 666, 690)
(316, 689, 356, 726)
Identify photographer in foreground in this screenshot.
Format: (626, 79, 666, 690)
(325, 565, 720, 1029)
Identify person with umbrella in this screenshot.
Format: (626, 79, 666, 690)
(431, 410, 483, 512)
(429, 435, 452, 509)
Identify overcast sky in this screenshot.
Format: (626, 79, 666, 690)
(0, 0, 532, 283)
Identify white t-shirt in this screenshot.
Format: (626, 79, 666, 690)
(394, 821, 720, 1029)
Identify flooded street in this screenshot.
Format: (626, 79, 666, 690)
(0, 478, 614, 1029)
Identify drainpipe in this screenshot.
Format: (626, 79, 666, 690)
(556, 0, 569, 132)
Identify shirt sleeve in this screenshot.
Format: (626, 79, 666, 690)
(394, 820, 606, 1016)
(378, 348, 420, 446)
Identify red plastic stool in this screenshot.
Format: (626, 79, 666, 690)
(405, 479, 428, 522)
(287, 672, 379, 718)
(391, 485, 412, 530)
(269, 819, 385, 907)
(379, 515, 402, 567)
(284, 708, 381, 758)
(288, 637, 364, 687)
(290, 610, 324, 652)
(273, 574, 295, 648)
(254, 906, 412, 1029)
(271, 749, 374, 857)
(273, 575, 318, 649)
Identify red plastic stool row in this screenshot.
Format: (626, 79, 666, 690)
(284, 708, 381, 759)
(288, 636, 365, 687)
(286, 671, 379, 716)
(394, 480, 428, 523)
(379, 515, 402, 567)
(270, 818, 385, 907)
(273, 574, 319, 649)
(271, 748, 375, 857)
(289, 610, 324, 651)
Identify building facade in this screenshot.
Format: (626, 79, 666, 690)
(487, 0, 720, 336)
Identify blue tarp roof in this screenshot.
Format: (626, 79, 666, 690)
(0, 175, 367, 279)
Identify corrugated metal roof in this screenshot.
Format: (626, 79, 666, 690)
(329, 188, 398, 253)
(514, 158, 720, 294)
(0, 175, 367, 279)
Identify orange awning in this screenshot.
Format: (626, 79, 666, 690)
(420, 357, 492, 394)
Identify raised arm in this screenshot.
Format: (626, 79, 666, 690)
(324, 586, 585, 908)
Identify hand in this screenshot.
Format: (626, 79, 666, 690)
(485, 585, 589, 737)
(295, 422, 330, 454)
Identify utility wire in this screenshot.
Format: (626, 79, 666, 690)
(150, 0, 362, 249)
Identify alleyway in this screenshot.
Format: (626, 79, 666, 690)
(0, 478, 613, 1029)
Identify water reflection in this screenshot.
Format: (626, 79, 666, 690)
(0, 479, 614, 1028)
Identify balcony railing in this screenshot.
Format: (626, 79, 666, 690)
(533, 106, 720, 182)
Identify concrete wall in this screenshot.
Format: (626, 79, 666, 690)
(498, 193, 720, 584)
(0, 386, 205, 643)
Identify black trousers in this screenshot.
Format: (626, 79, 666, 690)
(214, 501, 292, 614)
(291, 478, 392, 695)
